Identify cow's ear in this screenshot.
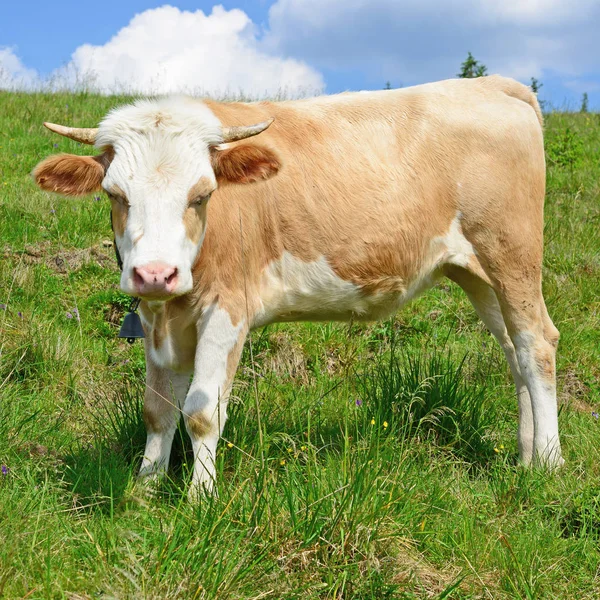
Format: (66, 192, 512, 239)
(212, 144, 281, 185)
(33, 151, 112, 197)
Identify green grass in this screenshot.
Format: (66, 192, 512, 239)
(0, 90, 599, 599)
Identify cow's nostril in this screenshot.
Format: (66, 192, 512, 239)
(133, 268, 144, 288)
(165, 268, 178, 285)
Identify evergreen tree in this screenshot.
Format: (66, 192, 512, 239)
(458, 52, 487, 78)
(581, 92, 589, 113)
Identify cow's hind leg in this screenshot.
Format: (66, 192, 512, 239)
(450, 239, 562, 468)
(446, 266, 534, 463)
(495, 283, 562, 468)
(138, 349, 191, 483)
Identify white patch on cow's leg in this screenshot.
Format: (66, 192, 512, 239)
(512, 330, 563, 468)
(183, 304, 246, 500)
(456, 278, 534, 463)
(138, 358, 191, 484)
(138, 430, 178, 492)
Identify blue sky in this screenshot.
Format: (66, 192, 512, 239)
(1, 0, 599, 109)
(0, 1, 268, 74)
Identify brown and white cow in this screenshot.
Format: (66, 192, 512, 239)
(33, 75, 563, 497)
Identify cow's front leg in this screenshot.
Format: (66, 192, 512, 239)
(138, 346, 191, 485)
(183, 303, 247, 499)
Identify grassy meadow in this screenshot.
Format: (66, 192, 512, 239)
(0, 91, 599, 599)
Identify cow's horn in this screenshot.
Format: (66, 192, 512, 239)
(43, 122, 98, 145)
(221, 118, 274, 143)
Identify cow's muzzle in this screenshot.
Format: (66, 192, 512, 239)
(133, 262, 179, 298)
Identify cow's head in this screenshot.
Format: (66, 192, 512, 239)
(33, 98, 280, 300)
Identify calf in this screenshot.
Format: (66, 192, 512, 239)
(33, 75, 563, 497)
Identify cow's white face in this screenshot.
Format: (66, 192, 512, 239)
(33, 97, 280, 301)
(98, 99, 222, 299)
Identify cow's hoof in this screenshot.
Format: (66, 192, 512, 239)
(187, 480, 217, 503)
(533, 449, 565, 471)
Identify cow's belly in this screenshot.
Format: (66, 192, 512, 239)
(253, 217, 476, 327)
(253, 251, 439, 327)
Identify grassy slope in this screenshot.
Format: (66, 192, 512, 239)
(0, 91, 599, 599)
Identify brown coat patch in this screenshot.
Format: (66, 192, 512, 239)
(182, 177, 215, 243)
(187, 411, 213, 438)
(187, 176, 216, 202)
(183, 206, 206, 245)
(111, 202, 128, 238)
(152, 309, 167, 351)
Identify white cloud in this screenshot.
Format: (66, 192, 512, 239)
(0, 47, 39, 89)
(4, 5, 323, 98)
(265, 0, 600, 87)
(60, 5, 323, 97)
(55, 5, 323, 97)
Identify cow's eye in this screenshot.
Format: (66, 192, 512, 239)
(190, 194, 211, 206)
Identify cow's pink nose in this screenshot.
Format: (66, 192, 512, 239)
(133, 262, 179, 296)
